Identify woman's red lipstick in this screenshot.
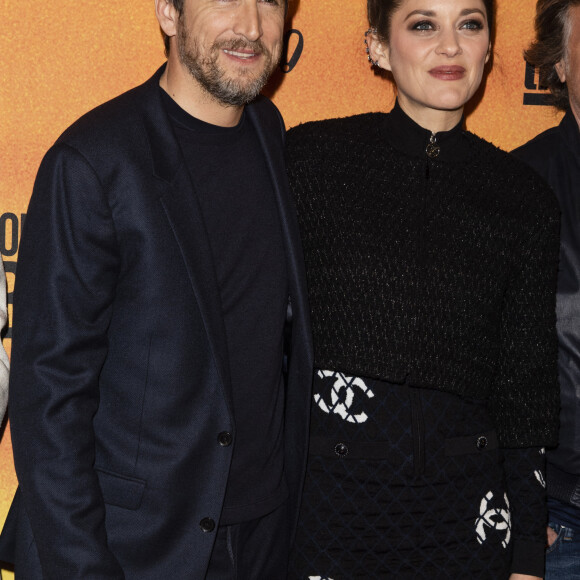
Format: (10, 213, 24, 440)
(429, 66, 466, 80)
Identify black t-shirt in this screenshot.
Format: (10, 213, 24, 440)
(161, 89, 288, 524)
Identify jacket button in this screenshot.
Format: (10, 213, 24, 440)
(218, 431, 233, 447)
(200, 517, 216, 533)
(334, 442, 349, 457)
(476, 436, 488, 450)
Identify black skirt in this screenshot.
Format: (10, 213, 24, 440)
(289, 371, 513, 579)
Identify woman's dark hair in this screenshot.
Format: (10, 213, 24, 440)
(525, 0, 580, 111)
(161, 0, 289, 58)
(367, 0, 496, 45)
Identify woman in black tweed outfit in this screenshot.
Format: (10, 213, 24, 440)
(286, 1, 560, 578)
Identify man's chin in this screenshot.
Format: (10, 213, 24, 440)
(211, 72, 272, 105)
(206, 81, 262, 107)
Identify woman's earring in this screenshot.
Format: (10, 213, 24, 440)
(364, 28, 380, 67)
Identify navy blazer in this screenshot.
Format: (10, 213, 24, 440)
(2, 66, 312, 579)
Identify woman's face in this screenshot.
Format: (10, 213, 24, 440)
(373, 0, 491, 128)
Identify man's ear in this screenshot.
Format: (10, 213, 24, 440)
(555, 58, 567, 83)
(155, 0, 179, 40)
(367, 32, 390, 71)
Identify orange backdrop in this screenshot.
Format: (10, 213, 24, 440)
(0, 1, 562, 575)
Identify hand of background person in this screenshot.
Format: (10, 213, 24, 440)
(546, 525, 558, 547)
(509, 575, 543, 580)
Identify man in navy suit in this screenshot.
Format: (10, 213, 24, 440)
(0, 0, 312, 577)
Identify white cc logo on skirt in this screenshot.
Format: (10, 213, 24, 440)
(314, 370, 375, 424)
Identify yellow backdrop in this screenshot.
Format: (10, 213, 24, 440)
(0, 1, 563, 575)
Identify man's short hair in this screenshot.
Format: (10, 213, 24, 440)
(161, 0, 289, 58)
(525, 0, 580, 110)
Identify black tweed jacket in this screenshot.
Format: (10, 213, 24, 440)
(287, 102, 560, 448)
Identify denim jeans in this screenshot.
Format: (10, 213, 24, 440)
(546, 522, 580, 579)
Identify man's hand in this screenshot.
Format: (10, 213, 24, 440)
(509, 575, 543, 580)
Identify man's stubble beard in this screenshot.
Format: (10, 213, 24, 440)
(177, 24, 280, 107)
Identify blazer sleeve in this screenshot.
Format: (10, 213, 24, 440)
(9, 143, 125, 578)
(0, 258, 8, 427)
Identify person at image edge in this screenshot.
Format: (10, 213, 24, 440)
(0, 259, 8, 428)
(513, 0, 580, 577)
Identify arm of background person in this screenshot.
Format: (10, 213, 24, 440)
(0, 258, 8, 427)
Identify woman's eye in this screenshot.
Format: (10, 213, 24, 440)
(461, 19, 484, 30)
(412, 20, 434, 31)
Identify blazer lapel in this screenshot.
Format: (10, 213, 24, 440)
(248, 101, 313, 358)
(247, 102, 298, 281)
(135, 67, 233, 412)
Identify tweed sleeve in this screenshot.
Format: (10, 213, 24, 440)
(488, 187, 560, 448)
(503, 446, 548, 576)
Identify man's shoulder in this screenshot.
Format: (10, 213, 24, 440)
(511, 124, 562, 173)
(55, 67, 163, 154)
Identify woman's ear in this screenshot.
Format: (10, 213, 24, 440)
(485, 41, 492, 64)
(367, 32, 390, 71)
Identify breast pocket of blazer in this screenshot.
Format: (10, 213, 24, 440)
(96, 468, 146, 510)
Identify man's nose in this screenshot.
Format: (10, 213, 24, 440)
(233, 1, 263, 41)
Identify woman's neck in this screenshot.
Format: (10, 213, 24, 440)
(398, 97, 464, 134)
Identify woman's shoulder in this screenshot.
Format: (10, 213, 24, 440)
(465, 131, 524, 168)
(287, 112, 385, 148)
(466, 131, 560, 218)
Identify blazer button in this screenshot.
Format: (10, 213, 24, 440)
(476, 436, 488, 450)
(334, 442, 349, 457)
(218, 431, 233, 447)
(200, 517, 216, 533)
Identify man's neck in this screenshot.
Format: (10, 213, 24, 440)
(160, 60, 244, 128)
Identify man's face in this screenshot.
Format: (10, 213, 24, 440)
(557, 5, 580, 126)
(176, 0, 285, 107)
